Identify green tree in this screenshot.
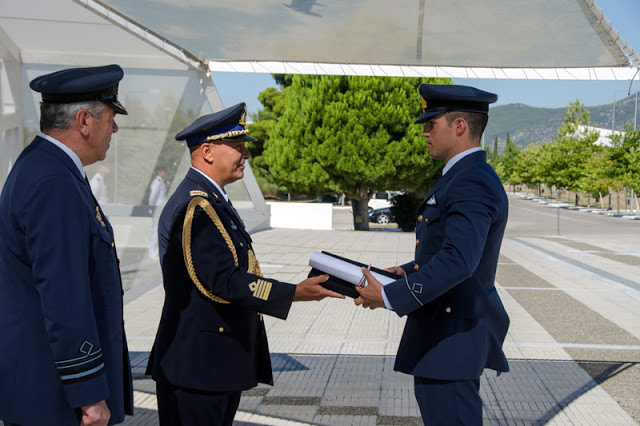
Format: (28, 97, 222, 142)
(247, 85, 290, 198)
(543, 101, 600, 204)
(499, 133, 521, 183)
(606, 125, 640, 207)
(536, 141, 555, 190)
(511, 143, 540, 190)
(264, 74, 449, 230)
(490, 135, 499, 163)
(584, 144, 615, 208)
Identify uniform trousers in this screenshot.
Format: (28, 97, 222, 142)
(156, 381, 242, 426)
(414, 376, 482, 425)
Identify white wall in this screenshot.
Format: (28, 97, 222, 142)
(268, 202, 333, 230)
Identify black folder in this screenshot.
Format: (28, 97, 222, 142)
(307, 251, 402, 298)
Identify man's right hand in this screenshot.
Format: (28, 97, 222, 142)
(81, 400, 110, 426)
(294, 274, 345, 302)
(385, 266, 406, 277)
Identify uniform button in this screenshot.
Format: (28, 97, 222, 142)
(418, 215, 423, 222)
(111, 242, 114, 248)
(219, 327, 224, 333)
(445, 307, 451, 313)
(415, 239, 420, 247)
(414, 264, 419, 271)
(425, 218, 429, 224)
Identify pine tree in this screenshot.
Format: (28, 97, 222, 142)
(263, 75, 450, 230)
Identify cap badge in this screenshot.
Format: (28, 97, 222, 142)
(239, 106, 247, 126)
(421, 95, 427, 110)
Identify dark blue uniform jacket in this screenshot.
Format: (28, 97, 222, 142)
(385, 150, 510, 381)
(146, 168, 296, 392)
(0, 136, 133, 425)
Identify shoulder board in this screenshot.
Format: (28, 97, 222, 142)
(190, 190, 209, 198)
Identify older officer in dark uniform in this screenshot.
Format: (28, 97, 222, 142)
(355, 84, 510, 425)
(146, 103, 342, 426)
(0, 65, 133, 425)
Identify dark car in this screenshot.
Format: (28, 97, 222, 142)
(368, 207, 394, 224)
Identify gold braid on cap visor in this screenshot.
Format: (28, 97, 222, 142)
(204, 107, 249, 141)
(205, 129, 249, 141)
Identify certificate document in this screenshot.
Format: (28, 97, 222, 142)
(308, 251, 401, 298)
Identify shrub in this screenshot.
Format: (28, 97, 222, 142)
(390, 193, 422, 232)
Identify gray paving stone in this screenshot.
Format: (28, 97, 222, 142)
(108, 223, 640, 424)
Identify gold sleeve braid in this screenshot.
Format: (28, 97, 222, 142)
(182, 196, 262, 304)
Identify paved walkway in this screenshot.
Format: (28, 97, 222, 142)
(120, 199, 640, 425)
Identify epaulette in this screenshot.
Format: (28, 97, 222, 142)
(190, 190, 209, 198)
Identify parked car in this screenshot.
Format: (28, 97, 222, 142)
(368, 207, 394, 224)
(368, 191, 403, 210)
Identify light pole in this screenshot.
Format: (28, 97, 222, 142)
(612, 89, 632, 132)
(634, 70, 639, 130)
(417, 0, 425, 62)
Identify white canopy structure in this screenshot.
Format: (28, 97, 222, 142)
(96, 0, 639, 79)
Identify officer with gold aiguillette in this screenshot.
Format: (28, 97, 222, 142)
(146, 102, 343, 425)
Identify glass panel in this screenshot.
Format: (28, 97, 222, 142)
(226, 178, 253, 209)
(1, 59, 17, 116)
(21, 64, 209, 291)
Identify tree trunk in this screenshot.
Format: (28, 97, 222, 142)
(352, 185, 370, 231)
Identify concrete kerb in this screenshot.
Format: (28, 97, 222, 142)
(516, 192, 640, 220)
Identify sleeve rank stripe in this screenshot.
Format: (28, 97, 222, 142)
(55, 348, 103, 365)
(55, 351, 104, 370)
(56, 354, 104, 377)
(260, 279, 272, 300)
(60, 363, 105, 385)
(404, 275, 424, 306)
(250, 279, 272, 301)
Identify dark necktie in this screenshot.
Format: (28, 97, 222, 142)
(227, 198, 244, 227)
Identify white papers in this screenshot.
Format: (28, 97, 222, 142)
(309, 251, 396, 286)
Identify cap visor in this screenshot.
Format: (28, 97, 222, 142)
(222, 134, 257, 142)
(103, 100, 128, 115)
(414, 110, 441, 124)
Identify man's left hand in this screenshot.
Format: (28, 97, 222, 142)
(354, 267, 385, 310)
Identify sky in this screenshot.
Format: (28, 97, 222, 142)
(210, 0, 640, 118)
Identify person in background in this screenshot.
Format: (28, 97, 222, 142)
(89, 165, 110, 204)
(354, 84, 510, 425)
(148, 164, 168, 259)
(146, 102, 343, 426)
(0, 65, 133, 425)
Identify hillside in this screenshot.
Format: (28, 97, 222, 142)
(485, 93, 639, 153)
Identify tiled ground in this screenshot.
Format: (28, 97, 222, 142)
(119, 221, 639, 425)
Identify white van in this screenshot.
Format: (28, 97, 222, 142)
(368, 191, 402, 210)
